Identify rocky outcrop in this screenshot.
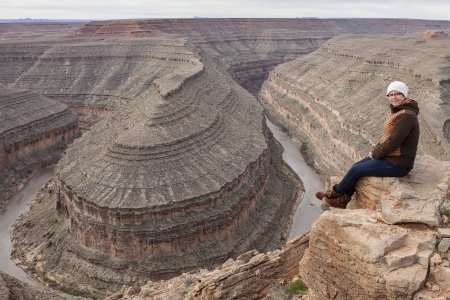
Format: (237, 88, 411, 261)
(301, 209, 435, 299)
(0, 271, 84, 299)
(299, 155, 450, 299)
(260, 34, 450, 178)
(0, 86, 79, 212)
(350, 155, 450, 226)
(105, 233, 309, 299)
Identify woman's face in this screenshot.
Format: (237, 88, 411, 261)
(387, 91, 407, 107)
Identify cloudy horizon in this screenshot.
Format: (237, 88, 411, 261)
(0, 0, 449, 21)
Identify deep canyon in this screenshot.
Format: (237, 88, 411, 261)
(1, 18, 450, 299)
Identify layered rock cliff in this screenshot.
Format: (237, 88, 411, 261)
(260, 33, 450, 177)
(300, 155, 450, 300)
(71, 18, 450, 94)
(2, 20, 450, 299)
(0, 38, 204, 128)
(11, 42, 301, 297)
(0, 271, 83, 299)
(0, 86, 78, 212)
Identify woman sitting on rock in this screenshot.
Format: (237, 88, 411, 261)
(315, 81, 420, 208)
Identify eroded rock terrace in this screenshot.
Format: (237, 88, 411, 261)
(0, 86, 78, 212)
(11, 38, 301, 296)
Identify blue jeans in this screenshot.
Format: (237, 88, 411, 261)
(335, 157, 411, 196)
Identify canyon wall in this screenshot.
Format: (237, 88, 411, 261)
(71, 19, 450, 94)
(0, 86, 79, 212)
(0, 271, 82, 299)
(11, 41, 301, 297)
(2, 19, 450, 298)
(0, 38, 204, 128)
(261, 33, 450, 177)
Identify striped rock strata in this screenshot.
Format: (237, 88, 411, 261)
(0, 22, 85, 41)
(0, 271, 83, 300)
(69, 18, 450, 94)
(0, 38, 202, 128)
(106, 233, 310, 300)
(260, 33, 450, 177)
(0, 86, 78, 212)
(11, 44, 301, 297)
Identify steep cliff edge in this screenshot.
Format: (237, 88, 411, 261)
(0, 86, 79, 213)
(300, 155, 450, 299)
(109, 155, 450, 300)
(260, 33, 450, 178)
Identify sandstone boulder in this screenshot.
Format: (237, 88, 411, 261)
(300, 209, 435, 300)
(349, 155, 450, 226)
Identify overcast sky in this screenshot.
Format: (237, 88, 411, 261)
(0, 0, 449, 21)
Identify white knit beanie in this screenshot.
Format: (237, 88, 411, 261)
(386, 81, 408, 97)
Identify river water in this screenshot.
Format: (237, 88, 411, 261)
(0, 120, 324, 283)
(0, 168, 54, 285)
(266, 119, 324, 239)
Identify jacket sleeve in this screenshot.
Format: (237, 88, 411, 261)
(372, 113, 414, 159)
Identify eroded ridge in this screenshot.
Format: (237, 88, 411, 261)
(12, 48, 301, 295)
(55, 58, 269, 259)
(0, 38, 203, 128)
(0, 86, 78, 211)
(260, 34, 450, 177)
(71, 19, 450, 94)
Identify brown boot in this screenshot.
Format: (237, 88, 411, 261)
(324, 194, 351, 209)
(315, 185, 340, 200)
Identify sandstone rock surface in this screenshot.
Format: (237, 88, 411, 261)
(300, 209, 435, 299)
(350, 155, 450, 226)
(300, 155, 450, 300)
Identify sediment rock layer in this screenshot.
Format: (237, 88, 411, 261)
(106, 233, 309, 300)
(0, 271, 82, 299)
(0, 22, 85, 41)
(300, 155, 450, 299)
(261, 34, 450, 177)
(12, 46, 301, 296)
(0, 38, 203, 128)
(0, 86, 78, 212)
(73, 18, 450, 94)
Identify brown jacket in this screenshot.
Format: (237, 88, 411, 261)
(372, 99, 420, 168)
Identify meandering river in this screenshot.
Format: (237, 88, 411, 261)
(0, 120, 324, 284)
(0, 168, 53, 285)
(266, 119, 324, 239)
